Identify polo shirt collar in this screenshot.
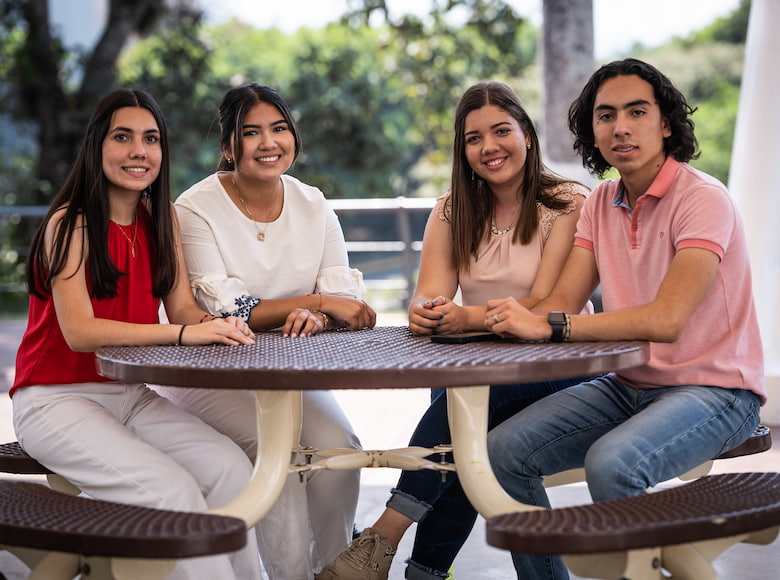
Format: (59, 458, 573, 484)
(610, 157, 681, 208)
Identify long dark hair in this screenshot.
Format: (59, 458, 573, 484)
(216, 83, 302, 171)
(450, 81, 573, 271)
(568, 58, 700, 178)
(27, 89, 177, 299)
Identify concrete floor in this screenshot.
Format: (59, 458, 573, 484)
(1, 316, 779, 579)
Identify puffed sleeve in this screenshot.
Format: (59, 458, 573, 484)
(315, 201, 368, 300)
(176, 203, 261, 321)
(316, 266, 367, 300)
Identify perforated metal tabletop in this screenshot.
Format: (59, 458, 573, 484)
(96, 326, 648, 390)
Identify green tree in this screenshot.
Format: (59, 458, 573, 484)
(1, 0, 178, 200)
(119, 12, 225, 194)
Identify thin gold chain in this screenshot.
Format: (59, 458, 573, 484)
(231, 176, 281, 242)
(114, 220, 138, 257)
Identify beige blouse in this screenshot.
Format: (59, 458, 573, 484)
(436, 182, 588, 306)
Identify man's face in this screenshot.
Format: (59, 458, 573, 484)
(592, 74, 671, 186)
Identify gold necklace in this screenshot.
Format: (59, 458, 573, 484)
(114, 220, 138, 257)
(231, 176, 281, 242)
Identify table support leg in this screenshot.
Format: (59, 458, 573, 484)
(446, 385, 542, 519)
(206, 390, 302, 527)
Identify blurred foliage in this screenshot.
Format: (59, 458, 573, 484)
(119, 2, 537, 198)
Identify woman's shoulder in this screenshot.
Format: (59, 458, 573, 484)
(282, 174, 330, 205)
(537, 181, 588, 238)
(548, 181, 590, 203)
(435, 190, 452, 221)
(175, 173, 222, 207)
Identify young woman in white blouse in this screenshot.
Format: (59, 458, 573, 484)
(156, 83, 376, 580)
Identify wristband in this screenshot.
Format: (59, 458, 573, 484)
(547, 312, 569, 342)
(177, 324, 188, 346)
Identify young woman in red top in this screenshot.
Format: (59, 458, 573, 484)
(11, 89, 261, 580)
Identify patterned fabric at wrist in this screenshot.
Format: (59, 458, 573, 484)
(225, 295, 261, 322)
(311, 310, 329, 330)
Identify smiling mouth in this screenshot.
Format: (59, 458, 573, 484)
(257, 155, 281, 163)
(123, 167, 148, 174)
(485, 157, 506, 167)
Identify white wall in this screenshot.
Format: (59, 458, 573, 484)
(728, 0, 780, 425)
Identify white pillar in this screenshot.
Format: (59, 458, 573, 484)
(728, 0, 780, 425)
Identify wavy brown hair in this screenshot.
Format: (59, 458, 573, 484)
(450, 81, 576, 272)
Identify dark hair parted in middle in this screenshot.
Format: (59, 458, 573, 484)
(216, 83, 302, 171)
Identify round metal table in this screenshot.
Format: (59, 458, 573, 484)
(97, 326, 648, 524)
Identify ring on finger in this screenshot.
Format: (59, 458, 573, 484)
(493, 313, 500, 324)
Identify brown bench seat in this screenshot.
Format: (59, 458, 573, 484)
(0, 480, 247, 559)
(487, 472, 780, 580)
(487, 472, 780, 554)
(0, 441, 52, 474)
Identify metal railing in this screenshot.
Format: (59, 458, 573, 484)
(0, 198, 437, 308)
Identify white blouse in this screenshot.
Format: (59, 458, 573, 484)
(175, 173, 365, 319)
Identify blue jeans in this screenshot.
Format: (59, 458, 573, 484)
(487, 375, 762, 580)
(385, 376, 593, 579)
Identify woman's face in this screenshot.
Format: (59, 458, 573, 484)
(102, 107, 162, 196)
(463, 104, 530, 196)
(230, 101, 296, 183)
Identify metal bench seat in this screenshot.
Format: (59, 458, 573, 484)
(486, 472, 780, 580)
(0, 441, 52, 474)
(0, 480, 247, 579)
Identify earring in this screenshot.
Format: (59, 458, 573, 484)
(526, 143, 531, 150)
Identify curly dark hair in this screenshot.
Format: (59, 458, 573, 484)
(568, 58, 699, 178)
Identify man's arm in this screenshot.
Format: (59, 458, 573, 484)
(568, 247, 719, 342)
(486, 246, 719, 343)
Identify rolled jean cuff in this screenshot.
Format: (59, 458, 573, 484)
(404, 559, 449, 579)
(386, 488, 432, 522)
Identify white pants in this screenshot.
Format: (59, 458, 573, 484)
(153, 386, 361, 580)
(12, 383, 263, 580)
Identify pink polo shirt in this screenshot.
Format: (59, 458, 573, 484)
(574, 157, 765, 403)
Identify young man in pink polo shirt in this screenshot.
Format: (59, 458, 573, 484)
(484, 58, 765, 580)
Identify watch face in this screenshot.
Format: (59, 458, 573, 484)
(548, 312, 566, 324)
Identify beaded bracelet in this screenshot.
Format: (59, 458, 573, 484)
(177, 324, 187, 345)
(199, 313, 218, 323)
(310, 310, 329, 330)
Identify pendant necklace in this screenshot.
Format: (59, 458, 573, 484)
(232, 176, 280, 242)
(114, 220, 139, 257)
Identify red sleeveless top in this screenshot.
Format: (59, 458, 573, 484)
(11, 206, 160, 396)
